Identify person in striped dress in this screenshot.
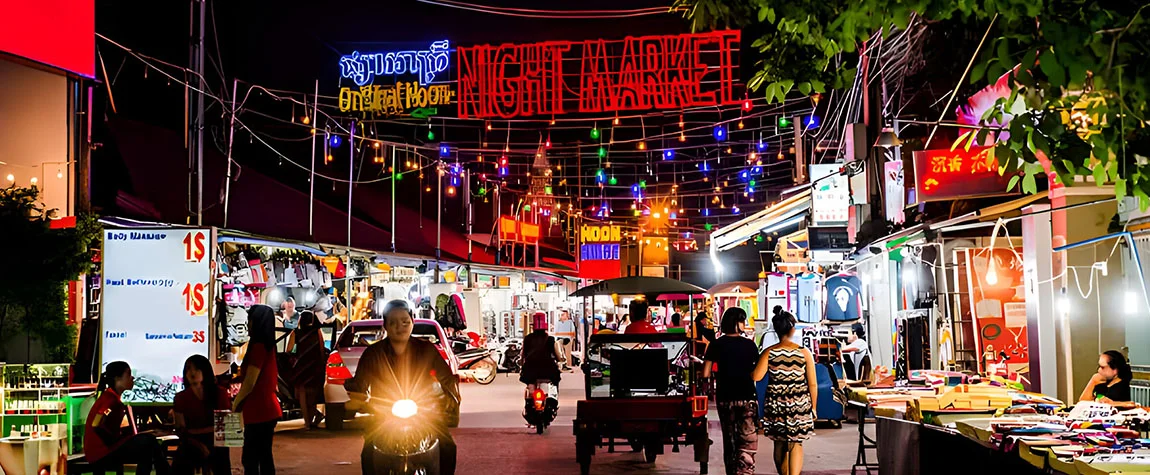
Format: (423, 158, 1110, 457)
(753, 311, 817, 475)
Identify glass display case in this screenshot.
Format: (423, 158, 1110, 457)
(0, 363, 72, 446)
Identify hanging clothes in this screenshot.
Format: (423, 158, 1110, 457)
(823, 273, 863, 322)
(795, 273, 823, 323)
(766, 273, 791, 317)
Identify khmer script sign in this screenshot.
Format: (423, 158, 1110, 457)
(337, 40, 455, 117)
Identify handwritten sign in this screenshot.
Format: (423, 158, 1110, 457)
(913, 146, 1017, 201)
(338, 82, 455, 116)
(457, 31, 741, 119)
(339, 40, 450, 86)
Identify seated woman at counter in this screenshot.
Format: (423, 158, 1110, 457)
(174, 354, 231, 474)
(1079, 350, 1133, 404)
(84, 361, 171, 474)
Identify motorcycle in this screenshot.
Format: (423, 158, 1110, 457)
(358, 378, 456, 475)
(490, 337, 522, 373)
(523, 380, 559, 434)
(455, 347, 498, 385)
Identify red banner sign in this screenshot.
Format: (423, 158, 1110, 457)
(499, 215, 540, 244)
(912, 146, 1017, 202)
(456, 31, 741, 119)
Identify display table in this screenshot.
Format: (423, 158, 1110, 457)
(0, 436, 66, 475)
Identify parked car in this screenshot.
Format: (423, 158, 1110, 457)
(323, 318, 459, 430)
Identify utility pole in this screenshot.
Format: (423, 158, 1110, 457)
(188, 0, 206, 225)
(435, 161, 442, 283)
(347, 121, 355, 248)
(391, 145, 397, 253)
(308, 80, 318, 239)
(223, 78, 236, 228)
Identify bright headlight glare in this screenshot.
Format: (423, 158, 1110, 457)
(392, 399, 418, 419)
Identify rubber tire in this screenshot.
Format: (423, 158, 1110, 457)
(326, 403, 346, 431)
(700, 461, 708, 474)
(536, 423, 545, 434)
(644, 444, 658, 463)
(579, 462, 590, 475)
(474, 358, 498, 385)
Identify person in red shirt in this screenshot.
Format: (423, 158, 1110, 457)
(233, 304, 282, 474)
(624, 299, 658, 334)
(83, 361, 170, 474)
(173, 354, 231, 474)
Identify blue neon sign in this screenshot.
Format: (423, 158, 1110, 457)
(339, 40, 451, 86)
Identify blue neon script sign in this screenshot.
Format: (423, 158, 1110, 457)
(339, 40, 451, 86)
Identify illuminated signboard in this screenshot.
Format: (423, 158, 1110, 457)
(580, 224, 622, 280)
(912, 146, 1017, 202)
(456, 31, 741, 119)
(809, 164, 850, 226)
(338, 40, 454, 117)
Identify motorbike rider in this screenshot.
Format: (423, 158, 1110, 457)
(519, 311, 562, 388)
(351, 299, 461, 475)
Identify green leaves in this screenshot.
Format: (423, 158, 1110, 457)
(1038, 49, 1064, 89)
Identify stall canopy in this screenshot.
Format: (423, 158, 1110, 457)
(711, 189, 811, 252)
(707, 281, 759, 296)
(571, 276, 706, 297)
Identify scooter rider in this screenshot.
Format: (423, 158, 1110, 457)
(520, 311, 562, 387)
(352, 299, 461, 475)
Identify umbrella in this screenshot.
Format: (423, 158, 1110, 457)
(571, 276, 706, 298)
(655, 293, 707, 301)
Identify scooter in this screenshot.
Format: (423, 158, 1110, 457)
(358, 380, 456, 474)
(490, 337, 522, 373)
(523, 380, 559, 434)
(456, 347, 498, 385)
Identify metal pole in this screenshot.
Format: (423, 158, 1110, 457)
(347, 121, 354, 248)
(391, 145, 397, 253)
(189, 0, 205, 225)
(309, 80, 318, 238)
(466, 169, 473, 262)
(436, 162, 442, 283)
(223, 78, 237, 228)
(495, 187, 502, 266)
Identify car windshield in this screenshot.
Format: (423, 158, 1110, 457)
(336, 322, 440, 348)
(412, 323, 439, 345)
(337, 325, 384, 348)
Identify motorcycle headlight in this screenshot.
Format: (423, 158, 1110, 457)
(391, 399, 418, 419)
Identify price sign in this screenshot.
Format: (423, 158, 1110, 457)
(102, 228, 213, 403)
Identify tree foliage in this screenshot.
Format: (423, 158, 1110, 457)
(0, 186, 100, 362)
(678, 0, 1150, 203)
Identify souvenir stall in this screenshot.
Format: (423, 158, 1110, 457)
(707, 281, 760, 330)
(0, 363, 80, 475)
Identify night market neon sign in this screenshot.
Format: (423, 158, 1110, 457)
(456, 30, 741, 119)
(339, 40, 451, 86)
(337, 40, 455, 117)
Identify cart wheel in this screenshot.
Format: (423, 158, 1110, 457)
(579, 462, 590, 475)
(536, 423, 545, 434)
(644, 444, 658, 463)
(700, 461, 708, 474)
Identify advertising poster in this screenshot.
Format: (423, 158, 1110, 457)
(884, 160, 905, 224)
(809, 164, 850, 226)
(102, 228, 212, 403)
(965, 247, 1030, 387)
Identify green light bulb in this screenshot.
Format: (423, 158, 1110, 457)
(428, 130, 436, 140)
(591, 128, 600, 140)
(609, 176, 618, 185)
(704, 223, 713, 231)
(598, 147, 606, 158)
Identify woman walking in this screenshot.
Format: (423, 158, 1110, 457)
(234, 304, 282, 474)
(702, 308, 759, 475)
(287, 310, 326, 429)
(754, 311, 817, 475)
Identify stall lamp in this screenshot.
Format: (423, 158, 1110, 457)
(1058, 288, 1070, 317)
(985, 264, 998, 285)
(1127, 290, 1138, 314)
(875, 127, 902, 149)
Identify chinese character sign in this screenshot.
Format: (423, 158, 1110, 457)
(456, 31, 741, 119)
(913, 146, 1017, 202)
(809, 164, 850, 226)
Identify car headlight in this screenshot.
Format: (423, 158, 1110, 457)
(392, 399, 418, 419)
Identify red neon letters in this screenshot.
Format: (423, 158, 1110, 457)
(456, 31, 741, 119)
(913, 146, 1017, 202)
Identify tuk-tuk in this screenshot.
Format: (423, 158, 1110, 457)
(571, 277, 710, 475)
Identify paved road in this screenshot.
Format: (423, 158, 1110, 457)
(245, 371, 863, 474)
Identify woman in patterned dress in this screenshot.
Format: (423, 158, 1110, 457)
(753, 311, 817, 475)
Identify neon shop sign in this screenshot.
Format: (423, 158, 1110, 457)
(457, 30, 742, 119)
(337, 40, 454, 117)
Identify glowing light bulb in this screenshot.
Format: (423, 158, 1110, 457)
(301, 116, 310, 125)
(637, 142, 646, 150)
(613, 116, 620, 125)
(56, 170, 63, 179)
(7, 174, 15, 182)
(30, 177, 38, 185)
(985, 264, 998, 285)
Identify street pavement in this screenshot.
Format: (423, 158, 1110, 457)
(238, 371, 864, 474)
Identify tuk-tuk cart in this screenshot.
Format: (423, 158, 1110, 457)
(571, 277, 710, 474)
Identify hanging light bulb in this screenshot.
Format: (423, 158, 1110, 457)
(545, 135, 552, 148)
(486, 122, 492, 131)
(637, 141, 647, 151)
(679, 115, 684, 128)
(679, 133, 687, 142)
(598, 147, 606, 158)
(301, 115, 310, 125)
(446, 186, 457, 197)
(5, 174, 13, 182)
(742, 99, 752, 111)
(663, 150, 675, 160)
(56, 170, 63, 179)
(613, 115, 620, 125)
(590, 127, 600, 140)
(985, 260, 999, 285)
(737, 120, 745, 129)
(30, 177, 38, 185)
